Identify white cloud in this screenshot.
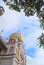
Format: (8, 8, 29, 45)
(0, 0, 23, 32)
(35, 48, 44, 60)
(26, 55, 44, 65)
(26, 55, 37, 65)
(0, 9, 21, 32)
(24, 27, 42, 50)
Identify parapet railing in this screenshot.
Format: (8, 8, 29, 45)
(0, 54, 16, 59)
(0, 54, 20, 62)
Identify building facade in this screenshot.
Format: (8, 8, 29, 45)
(0, 33, 26, 65)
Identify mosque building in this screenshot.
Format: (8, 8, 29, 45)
(0, 33, 26, 65)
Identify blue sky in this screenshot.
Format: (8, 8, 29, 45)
(0, 0, 44, 65)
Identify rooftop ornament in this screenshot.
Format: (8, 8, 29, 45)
(9, 33, 24, 43)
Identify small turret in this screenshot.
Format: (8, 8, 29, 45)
(9, 33, 26, 65)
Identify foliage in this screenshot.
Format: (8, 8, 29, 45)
(40, 19, 44, 29)
(38, 33, 44, 48)
(3, 0, 44, 18)
(0, 6, 5, 16)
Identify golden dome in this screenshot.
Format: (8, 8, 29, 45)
(9, 33, 24, 43)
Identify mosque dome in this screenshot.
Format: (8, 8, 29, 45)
(9, 33, 24, 43)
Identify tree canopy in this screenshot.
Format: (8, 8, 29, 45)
(3, 0, 44, 20)
(40, 19, 44, 29)
(38, 33, 44, 48)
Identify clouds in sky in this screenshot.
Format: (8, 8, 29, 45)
(26, 47, 44, 65)
(0, 8, 21, 32)
(26, 54, 44, 65)
(0, 0, 44, 65)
